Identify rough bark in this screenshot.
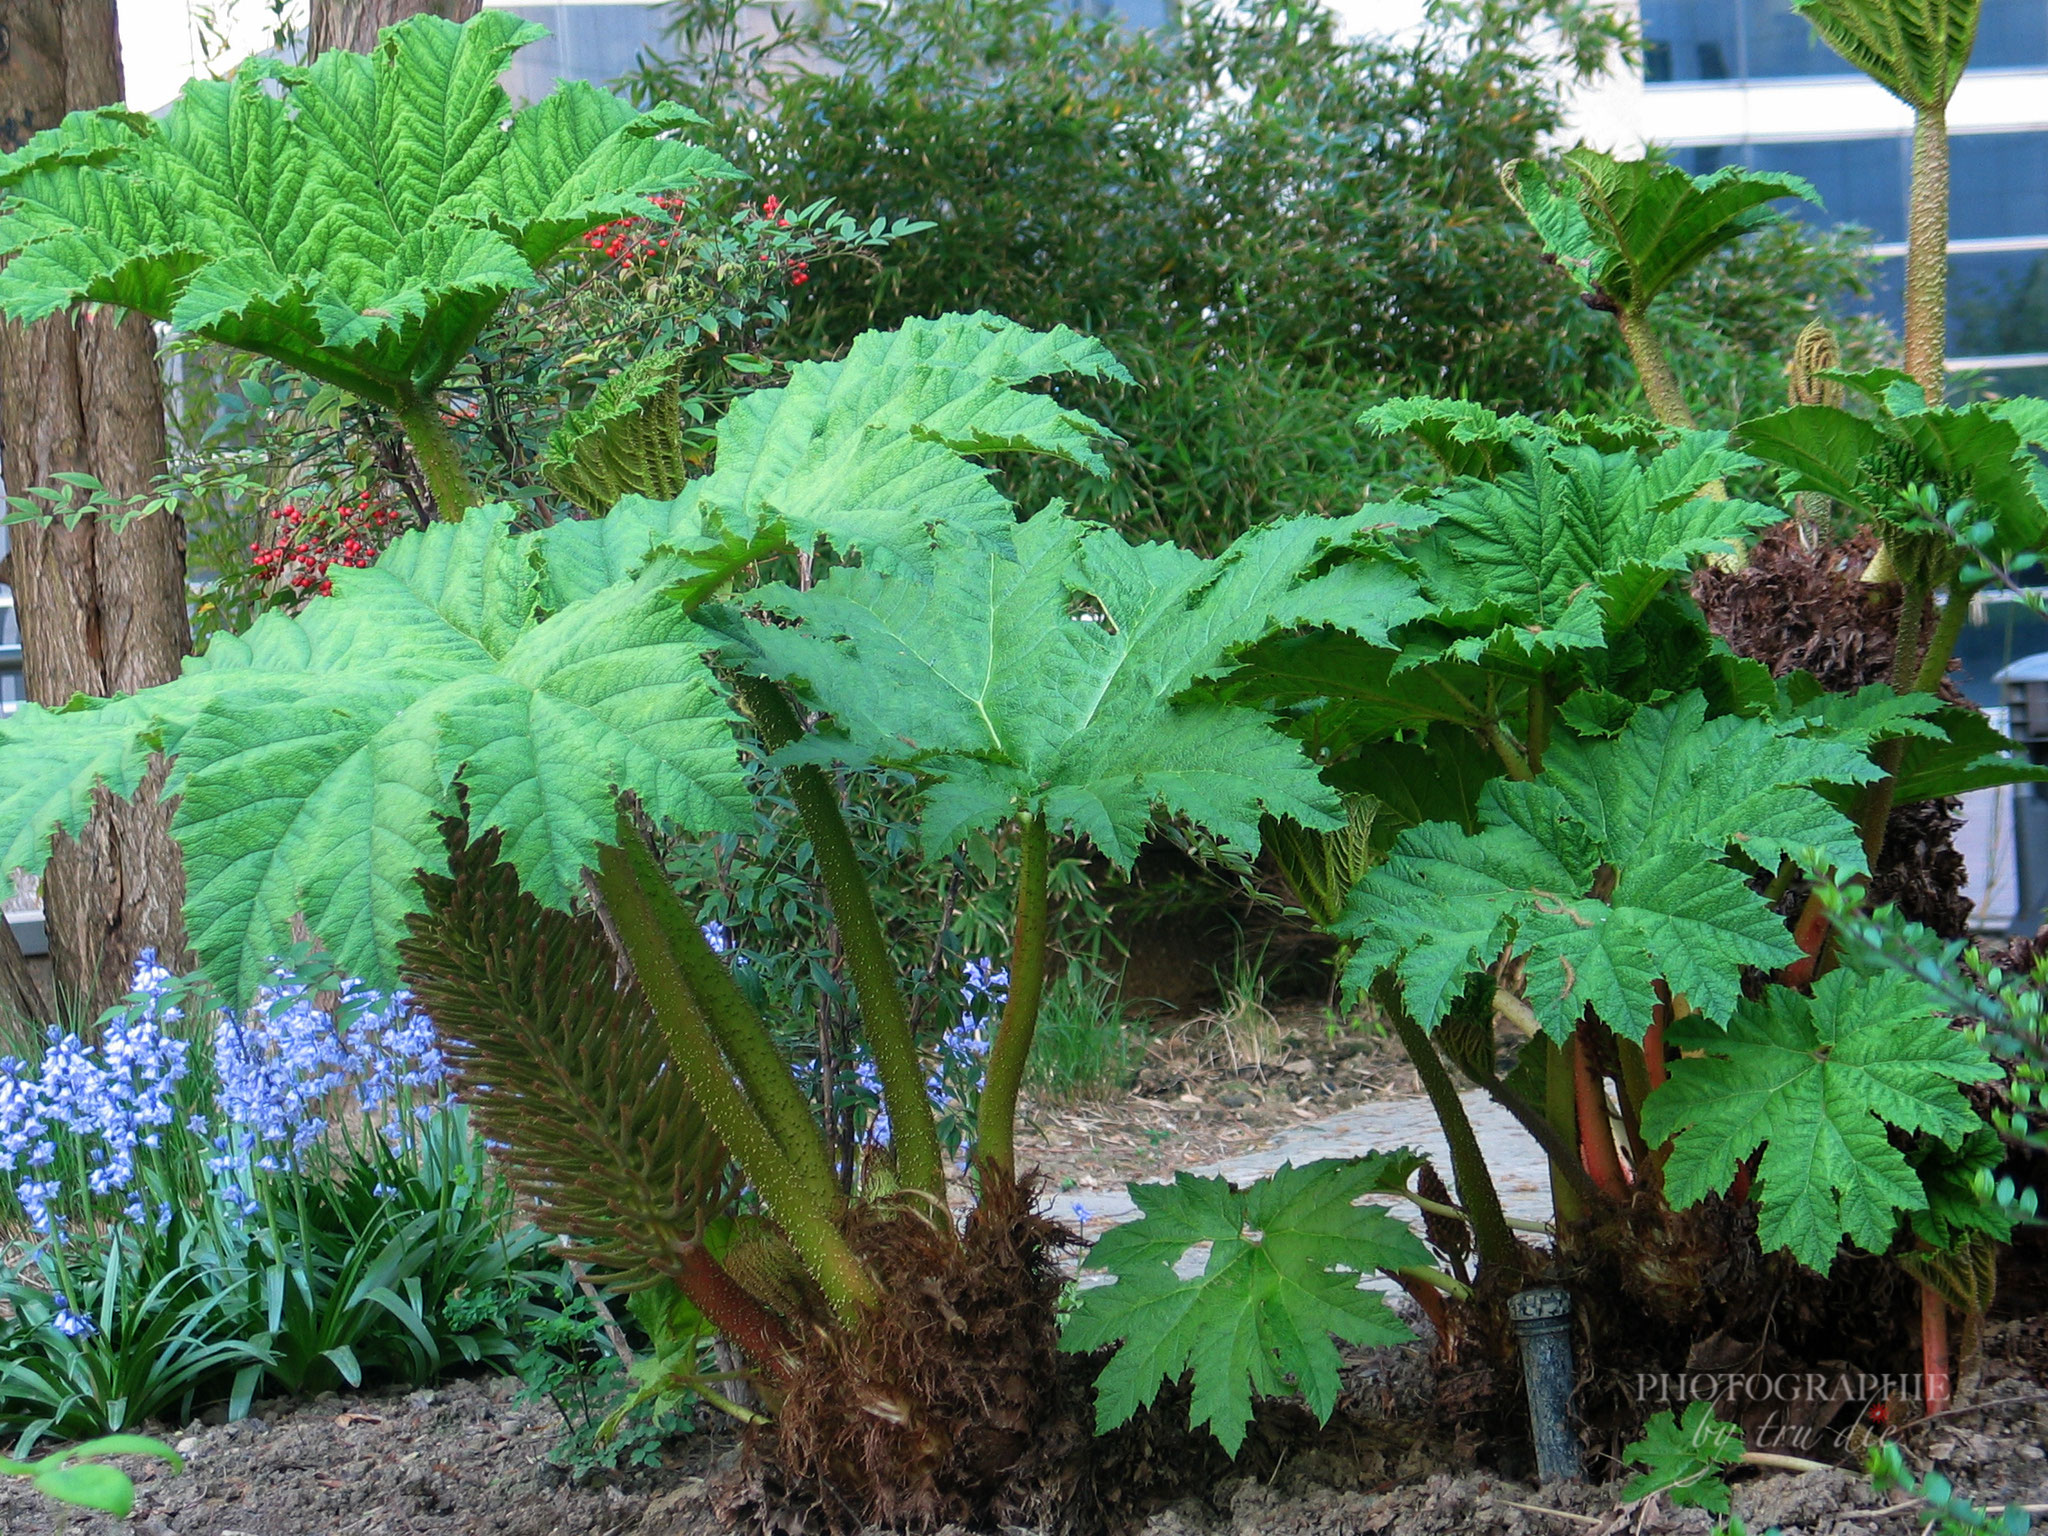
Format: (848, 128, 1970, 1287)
(306, 0, 478, 60)
(0, 0, 192, 1018)
(0, 901, 48, 1027)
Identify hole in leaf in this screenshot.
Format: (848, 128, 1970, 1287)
(1068, 592, 1115, 633)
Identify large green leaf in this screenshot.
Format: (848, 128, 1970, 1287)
(1642, 968, 1999, 1273)
(0, 692, 164, 878)
(1403, 429, 1782, 662)
(0, 506, 748, 1001)
(1323, 727, 1503, 854)
(1223, 408, 1781, 756)
(1217, 630, 1506, 746)
(532, 312, 1131, 608)
(1889, 703, 2048, 801)
(1359, 395, 1666, 482)
(1337, 694, 1875, 1039)
(1059, 1156, 1430, 1454)
(1795, 0, 1980, 109)
(727, 509, 1420, 862)
(0, 12, 739, 406)
(1507, 148, 1816, 311)
(1739, 380, 2048, 563)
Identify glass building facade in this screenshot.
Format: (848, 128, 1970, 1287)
(1641, 0, 2048, 391)
(1643, 0, 2048, 83)
(496, 3, 670, 103)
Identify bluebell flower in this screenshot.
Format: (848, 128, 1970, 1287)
(49, 1294, 94, 1339)
(961, 957, 1009, 1016)
(211, 968, 451, 1168)
(850, 1057, 890, 1145)
(0, 974, 190, 1230)
(14, 1178, 60, 1234)
(1070, 1200, 1092, 1232)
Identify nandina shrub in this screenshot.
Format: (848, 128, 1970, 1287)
(243, 490, 410, 602)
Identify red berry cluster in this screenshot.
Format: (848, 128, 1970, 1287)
(582, 191, 690, 270)
(248, 490, 402, 597)
(760, 195, 809, 285)
(579, 192, 810, 284)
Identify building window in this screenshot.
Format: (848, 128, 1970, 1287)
(1952, 249, 2048, 355)
(1750, 137, 1909, 244)
(1739, 0, 1859, 80)
(1643, 0, 2048, 84)
(1640, 1, 1737, 83)
(1977, 0, 2048, 66)
(1950, 132, 2048, 241)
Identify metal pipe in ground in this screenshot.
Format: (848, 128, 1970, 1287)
(1508, 1286, 1582, 1483)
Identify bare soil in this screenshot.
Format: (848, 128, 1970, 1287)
(1010, 1004, 1420, 1197)
(0, 1375, 737, 1536)
(7, 1318, 2041, 1536)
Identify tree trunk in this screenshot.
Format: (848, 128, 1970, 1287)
(0, 0, 192, 1020)
(306, 0, 478, 61)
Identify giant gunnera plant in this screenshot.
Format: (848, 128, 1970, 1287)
(0, 14, 1454, 1521)
(0, 10, 738, 519)
(0, 4, 2038, 1517)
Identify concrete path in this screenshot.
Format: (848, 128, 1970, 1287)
(1058, 1091, 1554, 1276)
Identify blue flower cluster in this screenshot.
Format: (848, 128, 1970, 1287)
(0, 956, 190, 1232)
(211, 968, 448, 1172)
(0, 954, 451, 1242)
(48, 1293, 95, 1339)
(932, 958, 1004, 1101)
(847, 957, 1006, 1153)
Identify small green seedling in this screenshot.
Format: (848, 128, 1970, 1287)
(1622, 1401, 1744, 1514)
